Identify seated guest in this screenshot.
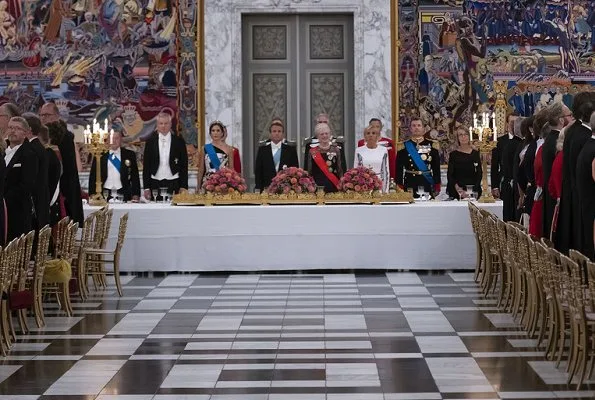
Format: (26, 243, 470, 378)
(143, 111, 188, 200)
(42, 123, 64, 226)
(355, 124, 389, 192)
(196, 121, 236, 188)
(575, 112, 595, 259)
(446, 127, 481, 200)
(305, 122, 345, 192)
(4, 117, 38, 241)
(357, 118, 396, 179)
(254, 119, 298, 192)
(396, 117, 441, 197)
(89, 127, 141, 202)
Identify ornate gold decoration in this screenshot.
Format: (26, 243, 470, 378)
(83, 120, 112, 206)
(470, 120, 497, 204)
(390, 0, 399, 144)
(172, 188, 414, 206)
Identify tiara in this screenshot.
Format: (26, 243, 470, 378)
(210, 120, 226, 128)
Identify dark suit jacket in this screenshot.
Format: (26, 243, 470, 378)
(254, 142, 299, 190)
(541, 129, 560, 236)
(89, 148, 141, 201)
(142, 132, 188, 190)
(57, 127, 83, 225)
(28, 137, 50, 228)
(46, 147, 61, 226)
(4, 141, 38, 241)
(0, 157, 5, 245)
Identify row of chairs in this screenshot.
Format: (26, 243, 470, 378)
(0, 207, 129, 355)
(469, 202, 595, 389)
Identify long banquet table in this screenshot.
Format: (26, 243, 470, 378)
(84, 201, 502, 272)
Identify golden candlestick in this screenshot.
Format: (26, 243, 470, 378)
(84, 120, 113, 206)
(470, 114, 497, 203)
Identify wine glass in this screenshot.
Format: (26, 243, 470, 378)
(466, 185, 473, 201)
(115, 193, 123, 203)
(110, 188, 117, 203)
(151, 189, 158, 202)
(417, 185, 426, 201)
(159, 187, 167, 204)
(102, 189, 110, 201)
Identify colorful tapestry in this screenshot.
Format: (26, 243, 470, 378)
(411, 0, 595, 162)
(0, 0, 198, 170)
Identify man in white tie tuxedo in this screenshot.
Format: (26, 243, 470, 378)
(89, 128, 141, 202)
(142, 111, 188, 200)
(4, 116, 38, 241)
(254, 119, 299, 192)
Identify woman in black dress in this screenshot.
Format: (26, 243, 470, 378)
(515, 116, 537, 223)
(447, 127, 482, 199)
(304, 123, 345, 192)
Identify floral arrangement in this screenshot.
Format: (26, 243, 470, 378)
(268, 167, 317, 194)
(339, 166, 382, 193)
(203, 167, 248, 194)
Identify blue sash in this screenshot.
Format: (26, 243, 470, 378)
(404, 140, 434, 185)
(108, 153, 121, 172)
(272, 146, 281, 170)
(204, 144, 221, 171)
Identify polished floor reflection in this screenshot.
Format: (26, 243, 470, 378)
(0, 272, 593, 400)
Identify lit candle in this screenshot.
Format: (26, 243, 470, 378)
(473, 113, 477, 126)
(493, 125, 497, 141)
(479, 129, 483, 142)
(109, 129, 114, 144)
(104, 118, 108, 133)
(469, 126, 473, 141)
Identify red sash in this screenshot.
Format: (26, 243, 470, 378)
(310, 147, 340, 189)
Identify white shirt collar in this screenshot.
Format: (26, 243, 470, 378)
(159, 132, 171, 141)
(29, 136, 38, 142)
(109, 147, 121, 157)
(581, 121, 592, 131)
(6, 143, 21, 154)
(270, 141, 282, 150)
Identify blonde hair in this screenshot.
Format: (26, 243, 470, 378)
(556, 126, 566, 152)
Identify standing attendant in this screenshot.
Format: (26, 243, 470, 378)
(22, 113, 49, 229)
(4, 117, 38, 241)
(396, 117, 441, 197)
(305, 122, 345, 192)
(254, 119, 299, 191)
(491, 114, 521, 221)
(446, 127, 481, 200)
(89, 129, 141, 202)
(143, 111, 188, 199)
(575, 112, 595, 259)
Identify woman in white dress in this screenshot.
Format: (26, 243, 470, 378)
(354, 125, 390, 192)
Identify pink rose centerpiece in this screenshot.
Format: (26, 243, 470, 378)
(267, 167, 317, 194)
(203, 167, 248, 194)
(338, 166, 382, 193)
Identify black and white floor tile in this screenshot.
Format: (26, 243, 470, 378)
(0, 272, 593, 399)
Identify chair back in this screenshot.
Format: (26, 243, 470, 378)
(33, 225, 52, 283)
(114, 213, 129, 255)
(569, 249, 590, 284)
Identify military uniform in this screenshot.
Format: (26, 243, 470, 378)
(396, 137, 441, 197)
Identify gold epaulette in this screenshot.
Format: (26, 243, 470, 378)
(333, 136, 345, 143)
(303, 137, 313, 145)
(396, 141, 405, 151)
(258, 140, 270, 146)
(429, 139, 440, 150)
(285, 140, 296, 146)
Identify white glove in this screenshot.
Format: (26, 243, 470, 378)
(534, 186, 543, 202)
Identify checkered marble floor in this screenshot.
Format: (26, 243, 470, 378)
(0, 272, 594, 400)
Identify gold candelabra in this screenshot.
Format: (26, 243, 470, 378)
(84, 119, 114, 206)
(470, 112, 497, 203)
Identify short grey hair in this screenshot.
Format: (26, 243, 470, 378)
(9, 116, 30, 131)
(156, 111, 172, 122)
(314, 122, 331, 136)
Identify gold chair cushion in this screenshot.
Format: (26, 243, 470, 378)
(43, 258, 73, 283)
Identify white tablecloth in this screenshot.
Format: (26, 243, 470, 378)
(84, 201, 502, 272)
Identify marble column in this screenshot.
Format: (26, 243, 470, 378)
(204, 0, 392, 148)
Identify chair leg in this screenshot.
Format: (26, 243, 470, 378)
(17, 309, 28, 334)
(59, 283, 73, 317)
(114, 258, 123, 297)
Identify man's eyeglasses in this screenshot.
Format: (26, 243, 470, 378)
(40, 113, 57, 118)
